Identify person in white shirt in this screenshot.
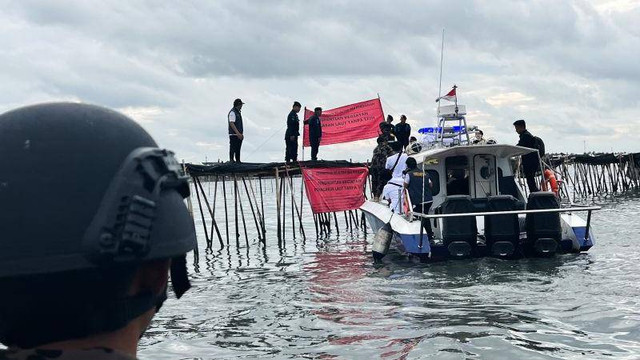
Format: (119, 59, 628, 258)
(385, 141, 408, 179)
(382, 177, 405, 213)
(471, 129, 486, 145)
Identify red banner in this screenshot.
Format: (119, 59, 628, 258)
(302, 166, 368, 214)
(303, 98, 384, 147)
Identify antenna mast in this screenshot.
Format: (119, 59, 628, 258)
(437, 29, 445, 120)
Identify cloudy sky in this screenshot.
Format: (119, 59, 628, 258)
(2, 0, 639, 163)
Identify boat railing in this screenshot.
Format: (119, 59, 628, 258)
(413, 206, 600, 219)
(411, 205, 600, 242)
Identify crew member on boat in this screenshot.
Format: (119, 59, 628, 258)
(403, 157, 434, 238)
(284, 101, 301, 164)
(379, 115, 395, 142)
(304, 107, 323, 161)
(385, 141, 408, 179)
(472, 129, 486, 145)
(407, 136, 422, 154)
(370, 136, 393, 201)
(513, 119, 540, 192)
(394, 115, 411, 150)
(382, 176, 405, 213)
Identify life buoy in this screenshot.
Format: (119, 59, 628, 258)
(542, 169, 559, 196)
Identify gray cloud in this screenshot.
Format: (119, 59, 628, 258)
(1, 0, 639, 161)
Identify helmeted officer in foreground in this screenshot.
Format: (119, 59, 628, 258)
(0, 103, 197, 359)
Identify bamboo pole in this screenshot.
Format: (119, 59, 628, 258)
(258, 176, 266, 240)
(194, 176, 223, 249)
(192, 176, 211, 247)
(233, 174, 240, 246)
(222, 177, 230, 245)
(281, 170, 286, 243)
(284, 166, 306, 240)
(275, 168, 282, 244)
(242, 177, 263, 242)
(182, 160, 194, 218)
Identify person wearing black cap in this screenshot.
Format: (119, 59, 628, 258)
(228, 98, 245, 162)
(285, 101, 302, 164)
(304, 107, 323, 161)
(394, 115, 411, 150)
(0, 103, 197, 360)
(513, 119, 540, 192)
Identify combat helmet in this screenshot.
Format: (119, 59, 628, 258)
(0, 102, 197, 347)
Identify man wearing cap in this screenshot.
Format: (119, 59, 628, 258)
(304, 107, 323, 161)
(228, 98, 245, 163)
(0, 103, 197, 359)
(285, 101, 301, 164)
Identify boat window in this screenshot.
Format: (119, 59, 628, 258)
(445, 156, 469, 196)
(426, 170, 440, 196)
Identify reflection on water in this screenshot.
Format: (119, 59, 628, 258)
(139, 191, 640, 359)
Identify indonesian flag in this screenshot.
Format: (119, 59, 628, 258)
(436, 86, 457, 102)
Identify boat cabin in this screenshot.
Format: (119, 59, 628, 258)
(410, 144, 537, 210)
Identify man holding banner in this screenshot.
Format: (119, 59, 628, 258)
(301, 97, 385, 160)
(304, 107, 323, 161)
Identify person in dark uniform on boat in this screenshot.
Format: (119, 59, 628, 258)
(228, 98, 245, 163)
(304, 107, 322, 161)
(0, 103, 197, 360)
(379, 115, 395, 142)
(514, 119, 540, 192)
(284, 101, 301, 164)
(370, 136, 393, 201)
(394, 115, 411, 150)
(403, 157, 434, 238)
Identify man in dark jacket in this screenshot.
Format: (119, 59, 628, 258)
(304, 107, 322, 161)
(514, 119, 540, 192)
(379, 115, 395, 142)
(285, 101, 301, 163)
(394, 115, 411, 150)
(228, 98, 244, 162)
(403, 157, 434, 238)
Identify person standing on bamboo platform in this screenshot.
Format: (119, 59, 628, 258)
(228, 98, 244, 163)
(285, 101, 301, 164)
(304, 107, 322, 161)
(394, 115, 411, 150)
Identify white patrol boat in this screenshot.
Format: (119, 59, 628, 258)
(361, 104, 599, 261)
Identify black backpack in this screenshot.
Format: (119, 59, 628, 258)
(533, 136, 545, 158)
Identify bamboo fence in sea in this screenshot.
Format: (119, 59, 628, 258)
(519, 152, 640, 201)
(183, 161, 368, 251)
(184, 152, 640, 250)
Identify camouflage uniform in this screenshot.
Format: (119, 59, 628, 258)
(370, 143, 393, 198)
(0, 348, 136, 360)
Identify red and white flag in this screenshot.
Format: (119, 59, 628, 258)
(435, 86, 457, 102)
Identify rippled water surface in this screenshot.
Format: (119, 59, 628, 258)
(140, 186, 640, 359)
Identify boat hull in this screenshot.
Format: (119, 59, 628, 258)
(361, 200, 596, 260)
